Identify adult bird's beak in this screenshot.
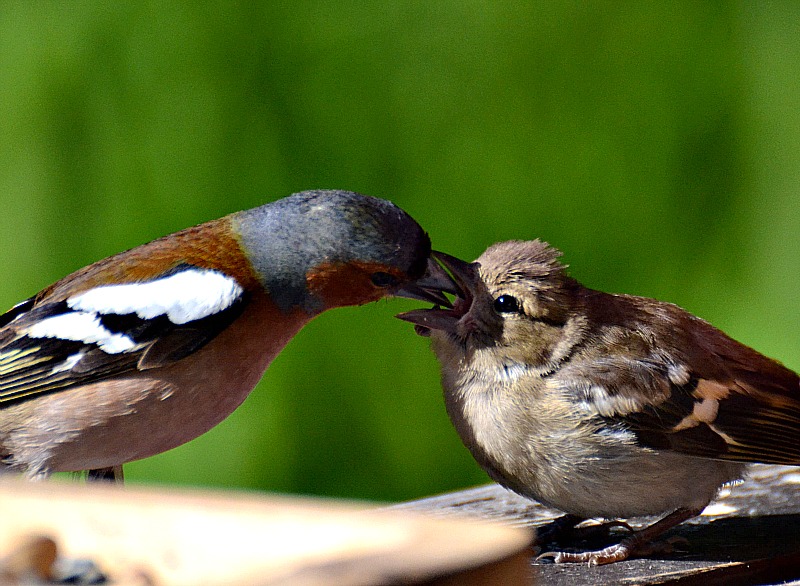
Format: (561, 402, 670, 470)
(394, 256, 460, 307)
(395, 251, 479, 336)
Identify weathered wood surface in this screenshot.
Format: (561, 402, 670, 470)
(0, 479, 533, 585)
(395, 464, 800, 585)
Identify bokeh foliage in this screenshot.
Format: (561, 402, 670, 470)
(0, 2, 798, 501)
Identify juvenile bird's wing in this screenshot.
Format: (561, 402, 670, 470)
(670, 319, 800, 465)
(562, 297, 800, 465)
(0, 265, 248, 405)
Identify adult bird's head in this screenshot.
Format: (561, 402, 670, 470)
(0, 188, 460, 481)
(233, 190, 457, 314)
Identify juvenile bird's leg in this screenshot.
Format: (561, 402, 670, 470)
(86, 466, 124, 483)
(533, 514, 585, 545)
(540, 507, 698, 566)
(534, 514, 634, 548)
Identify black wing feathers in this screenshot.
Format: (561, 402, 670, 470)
(0, 275, 249, 406)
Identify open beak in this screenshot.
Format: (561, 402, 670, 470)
(394, 256, 459, 307)
(396, 251, 478, 336)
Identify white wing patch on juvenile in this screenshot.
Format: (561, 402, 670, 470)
(26, 312, 136, 353)
(574, 385, 645, 417)
(50, 351, 86, 374)
(67, 269, 244, 325)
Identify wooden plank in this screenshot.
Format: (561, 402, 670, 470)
(0, 479, 533, 585)
(395, 464, 800, 585)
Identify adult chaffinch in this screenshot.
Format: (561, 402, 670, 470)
(0, 190, 454, 482)
(399, 240, 800, 565)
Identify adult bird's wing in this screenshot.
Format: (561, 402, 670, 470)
(0, 265, 249, 405)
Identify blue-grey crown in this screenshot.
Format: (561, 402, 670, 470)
(233, 190, 430, 313)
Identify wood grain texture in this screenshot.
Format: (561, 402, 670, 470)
(0, 480, 533, 585)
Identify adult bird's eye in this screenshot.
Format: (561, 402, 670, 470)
(370, 271, 399, 288)
(493, 295, 520, 314)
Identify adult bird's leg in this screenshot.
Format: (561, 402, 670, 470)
(86, 466, 124, 483)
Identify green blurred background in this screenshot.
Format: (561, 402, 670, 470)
(0, 3, 798, 502)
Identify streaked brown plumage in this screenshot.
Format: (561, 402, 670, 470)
(399, 240, 800, 565)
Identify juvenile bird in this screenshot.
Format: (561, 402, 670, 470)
(399, 240, 800, 565)
(0, 190, 453, 482)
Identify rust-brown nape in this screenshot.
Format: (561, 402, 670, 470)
(306, 260, 404, 309)
(40, 217, 263, 301)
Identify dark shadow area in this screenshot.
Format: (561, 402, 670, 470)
(533, 514, 800, 586)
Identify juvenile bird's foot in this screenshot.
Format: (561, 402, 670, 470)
(538, 540, 635, 565)
(536, 507, 697, 565)
(538, 533, 686, 565)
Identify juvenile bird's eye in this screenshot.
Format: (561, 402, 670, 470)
(493, 295, 521, 314)
(370, 271, 399, 288)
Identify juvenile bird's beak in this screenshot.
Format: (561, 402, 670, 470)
(431, 251, 477, 300)
(396, 251, 478, 336)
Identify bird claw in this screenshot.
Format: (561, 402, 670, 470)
(537, 541, 635, 566)
(534, 516, 639, 565)
(534, 507, 698, 565)
(535, 533, 689, 565)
